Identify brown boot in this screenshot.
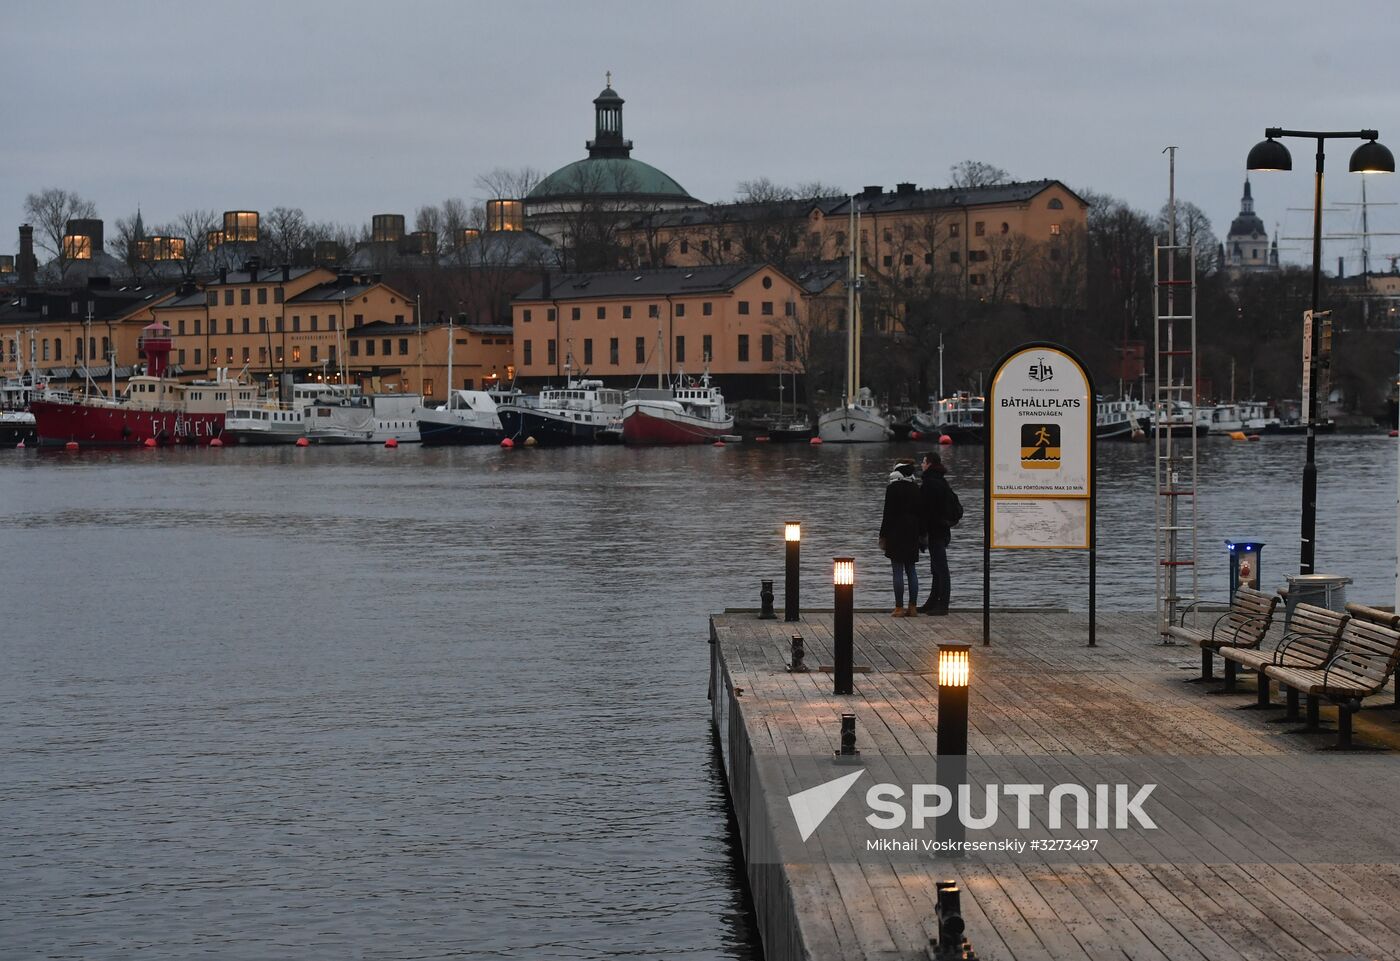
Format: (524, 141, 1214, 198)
(891, 607, 907, 617)
(905, 605, 918, 617)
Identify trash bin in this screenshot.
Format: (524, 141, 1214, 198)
(1281, 573, 1353, 631)
(1225, 540, 1265, 602)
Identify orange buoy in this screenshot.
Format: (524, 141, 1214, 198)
(909, 430, 922, 441)
(809, 436, 823, 445)
(501, 437, 515, 448)
(295, 436, 310, 447)
(209, 437, 224, 448)
(384, 437, 398, 448)
(65, 441, 79, 450)
(939, 434, 953, 445)
(143, 437, 157, 448)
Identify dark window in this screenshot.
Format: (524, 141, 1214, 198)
(257, 288, 267, 304)
(761, 334, 773, 362)
(178, 320, 186, 335)
(702, 334, 712, 361)
(547, 339, 556, 366)
(738, 301, 749, 315)
(351, 340, 360, 357)
(242, 318, 249, 333)
(761, 301, 773, 315)
(721, 239, 731, 252)
(675, 303, 686, 318)
(702, 302, 712, 316)
(276, 317, 284, 332)
(354, 314, 364, 327)
(924, 253, 933, 265)
(241, 289, 250, 305)
(292, 315, 301, 332)
(524, 309, 532, 322)
(583, 339, 593, 365)
(648, 304, 659, 318)
(310, 316, 318, 332)
(622, 305, 632, 319)
(737, 334, 749, 362)
(784, 334, 795, 362)
(975, 221, 985, 237)
(259, 317, 267, 332)
(399, 338, 408, 355)
(571, 307, 581, 320)
(274, 288, 283, 304)
(1048, 197, 1064, 210)
(609, 337, 619, 365)
(366, 340, 375, 356)
(950, 223, 960, 238)
(596, 306, 606, 320)
(309, 345, 316, 362)
(679, 240, 689, 254)
(523, 340, 532, 365)
(701, 240, 710, 254)
(194, 348, 201, 366)
(207, 292, 217, 306)
(394, 314, 404, 325)
(903, 254, 913, 266)
(382, 339, 391, 356)
(635, 337, 646, 364)
(224, 290, 233, 306)
(1000, 222, 1009, 235)
(883, 255, 892, 267)
(675, 335, 685, 364)
(194, 318, 201, 335)
(950, 251, 961, 264)
(547, 308, 556, 321)
(226, 318, 234, 334)
(784, 301, 795, 317)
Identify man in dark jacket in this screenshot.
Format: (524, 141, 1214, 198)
(918, 451, 954, 615)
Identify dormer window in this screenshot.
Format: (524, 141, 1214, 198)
(1048, 198, 1064, 210)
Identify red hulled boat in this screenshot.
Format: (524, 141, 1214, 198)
(31, 322, 255, 448)
(620, 372, 734, 446)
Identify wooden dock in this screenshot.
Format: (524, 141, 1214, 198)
(708, 608, 1400, 961)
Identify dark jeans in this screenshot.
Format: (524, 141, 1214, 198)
(926, 533, 950, 609)
(890, 559, 918, 608)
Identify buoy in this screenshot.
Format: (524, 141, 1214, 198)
(1391, 429, 1399, 438)
(143, 437, 157, 448)
(500, 437, 514, 448)
(939, 434, 953, 445)
(209, 437, 224, 448)
(909, 431, 922, 441)
(1247, 434, 1261, 442)
(65, 441, 79, 451)
(295, 436, 310, 447)
(15, 440, 24, 449)
(1131, 429, 1146, 441)
(754, 435, 770, 443)
(712, 439, 725, 447)
(384, 437, 398, 448)
(524, 436, 538, 447)
(809, 437, 823, 445)
(1229, 431, 1247, 441)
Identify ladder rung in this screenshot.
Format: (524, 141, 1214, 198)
(1157, 279, 1193, 286)
(1159, 350, 1193, 356)
(1158, 491, 1196, 496)
(1158, 315, 1194, 321)
(1160, 560, 1196, 567)
(1159, 526, 1193, 531)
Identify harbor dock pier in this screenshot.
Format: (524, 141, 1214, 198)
(708, 608, 1400, 961)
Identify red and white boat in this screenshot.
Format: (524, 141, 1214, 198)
(31, 322, 255, 448)
(621, 372, 734, 446)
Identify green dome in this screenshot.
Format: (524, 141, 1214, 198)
(528, 157, 696, 203)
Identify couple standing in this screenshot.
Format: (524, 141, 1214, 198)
(878, 451, 960, 617)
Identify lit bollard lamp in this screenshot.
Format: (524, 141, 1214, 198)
(784, 521, 801, 622)
(936, 644, 971, 856)
(833, 557, 855, 695)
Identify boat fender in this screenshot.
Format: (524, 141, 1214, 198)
(712, 440, 725, 447)
(65, 441, 79, 450)
(15, 440, 24, 449)
(909, 431, 922, 440)
(144, 437, 157, 448)
(500, 437, 514, 448)
(939, 434, 953, 445)
(209, 438, 224, 448)
(809, 437, 822, 445)
(1229, 431, 1247, 441)
(295, 436, 310, 447)
(384, 438, 399, 448)
(524, 436, 537, 447)
(755, 435, 770, 443)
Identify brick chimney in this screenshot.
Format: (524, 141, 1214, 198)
(17, 224, 37, 286)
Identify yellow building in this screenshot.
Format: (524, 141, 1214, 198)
(511, 263, 824, 396)
(0, 281, 177, 383)
(345, 321, 515, 399)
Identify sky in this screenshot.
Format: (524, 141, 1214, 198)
(3, 0, 1398, 273)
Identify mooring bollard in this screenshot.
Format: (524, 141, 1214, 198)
(788, 634, 807, 673)
(758, 579, 776, 619)
(833, 557, 854, 695)
(836, 712, 858, 756)
(930, 881, 977, 959)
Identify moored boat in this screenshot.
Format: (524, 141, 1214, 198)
(304, 392, 422, 444)
(30, 322, 252, 447)
(418, 388, 515, 445)
(1096, 397, 1147, 440)
(224, 383, 359, 445)
(621, 372, 734, 445)
(498, 379, 625, 445)
(1, 409, 36, 447)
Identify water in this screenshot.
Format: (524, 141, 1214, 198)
(1, 435, 1395, 959)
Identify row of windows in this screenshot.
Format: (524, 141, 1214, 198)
(6, 336, 118, 363)
(167, 313, 390, 336)
(177, 345, 339, 367)
(348, 338, 411, 358)
(519, 333, 793, 367)
(206, 287, 285, 307)
(522, 300, 798, 322)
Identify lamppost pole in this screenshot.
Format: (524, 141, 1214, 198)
(1248, 127, 1394, 574)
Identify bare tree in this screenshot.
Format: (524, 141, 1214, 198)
(24, 187, 97, 283)
(1155, 200, 1220, 274)
(162, 209, 221, 280)
(949, 161, 1011, 189)
(474, 166, 543, 201)
(109, 213, 150, 281)
(263, 206, 311, 265)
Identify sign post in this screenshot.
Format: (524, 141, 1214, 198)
(982, 342, 1097, 646)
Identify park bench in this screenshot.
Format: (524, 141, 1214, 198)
(1166, 585, 1279, 681)
(1263, 604, 1400, 749)
(1217, 603, 1349, 705)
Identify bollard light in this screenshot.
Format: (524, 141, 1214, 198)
(836, 712, 858, 755)
(784, 521, 801, 622)
(938, 646, 971, 689)
(936, 644, 971, 856)
(758, 579, 776, 619)
(833, 557, 855, 695)
(788, 633, 807, 673)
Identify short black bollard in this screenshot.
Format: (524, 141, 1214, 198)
(758, 579, 776, 619)
(930, 881, 977, 959)
(787, 634, 807, 673)
(836, 713, 858, 756)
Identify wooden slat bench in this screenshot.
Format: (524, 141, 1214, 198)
(1165, 585, 1279, 681)
(1263, 603, 1400, 749)
(1217, 603, 1349, 705)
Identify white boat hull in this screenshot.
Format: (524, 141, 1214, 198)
(817, 404, 892, 443)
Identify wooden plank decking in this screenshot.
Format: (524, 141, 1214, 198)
(709, 608, 1400, 961)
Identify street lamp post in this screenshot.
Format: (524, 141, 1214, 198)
(1247, 128, 1394, 574)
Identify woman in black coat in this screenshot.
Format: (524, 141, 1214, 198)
(879, 461, 923, 617)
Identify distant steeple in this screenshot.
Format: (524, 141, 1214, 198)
(587, 73, 633, 159)
(1241, 178, 1255, 215)
(133, 205, 146, 240)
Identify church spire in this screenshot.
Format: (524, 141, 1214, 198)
(587, 73, 632, 159)
(1240, 177, 1254, 215)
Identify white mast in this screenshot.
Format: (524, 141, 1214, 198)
(446, 311, 454, 403)
(845, 200, 856, 403)
(853, 200, 862, 399)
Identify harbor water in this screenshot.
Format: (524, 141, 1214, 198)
(2, 435, 1396, 959)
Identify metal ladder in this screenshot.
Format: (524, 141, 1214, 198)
(1153, 241, 1200, 641)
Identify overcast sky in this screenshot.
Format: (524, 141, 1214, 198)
(4, 0, 1398, 272)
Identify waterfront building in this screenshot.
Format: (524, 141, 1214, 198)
(510, 262, 832, 397)
(1223, 178, 1279, 278)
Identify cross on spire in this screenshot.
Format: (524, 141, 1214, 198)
(606, 70, 612, 87)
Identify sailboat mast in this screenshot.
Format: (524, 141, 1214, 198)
(854, 201, 862, 398)
(846, 201, 856, 403)
(446, 312, 454, 402)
